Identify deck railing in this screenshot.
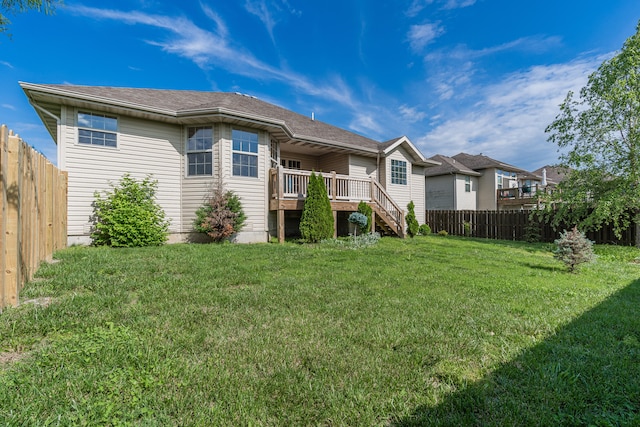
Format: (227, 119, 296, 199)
(269, 168, 404, 235)
(497, 185, 554, 201)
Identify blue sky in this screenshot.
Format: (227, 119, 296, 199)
(1, 1, 639, 171)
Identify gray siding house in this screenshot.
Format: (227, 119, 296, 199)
(21, 83, 437, 243)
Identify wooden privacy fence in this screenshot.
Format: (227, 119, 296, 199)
(1, 125, 68, 310)
(425, 210, 636, 246)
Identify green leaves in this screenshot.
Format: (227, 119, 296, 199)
(91, 174, 169, 247)
(543, 21, 640, 242)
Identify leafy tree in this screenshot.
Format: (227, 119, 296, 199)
(405, 200, 419, 238)
(91, 174, 169, 247)
(193, 188, 246, 242)
(542, 21, 640, 246)
(357, 201, 373, 234)
(300, 172, 334, 242)
(1, 0, 59, 36)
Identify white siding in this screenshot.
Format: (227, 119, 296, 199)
(383, 147, 417, 223)
(455, 175, 478, 210)
(219, 124, 269, 242)
(63, 107, 182, 239)
(318, 152, 349, 174)
(411, 165, 425, 224)
(280, 151, 319, 171)
(348, 155, 376, 178)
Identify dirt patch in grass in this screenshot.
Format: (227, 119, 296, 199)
(21, 297, 53, 308)
(0, 351, 28, 367)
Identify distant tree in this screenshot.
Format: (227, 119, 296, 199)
(300, 172, 334, 242)
(542, 21, 640, 247)
(1, 1, 60, 36)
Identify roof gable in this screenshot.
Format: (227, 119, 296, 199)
(425, 154, 482, 177)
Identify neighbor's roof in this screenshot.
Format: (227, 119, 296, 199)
(451, 152, 528, 173)
(424, 154, 482, 177)
(20, 82, 437, 165)
(531, 165, 570, 184)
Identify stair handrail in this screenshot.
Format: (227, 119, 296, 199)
(371, 179, 404, 236)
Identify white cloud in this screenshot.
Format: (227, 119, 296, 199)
(407, 21, 445, 53)
(399, 104, 428, 123)
(406, 0, 435, 17)
(67, 5, 362, 113)
(0, 61, 13, 68)
(2, 103, 16, 110)
(441, 0, 476, 10)
(415, 55, 607, 170)
(244, 0, 277, 43)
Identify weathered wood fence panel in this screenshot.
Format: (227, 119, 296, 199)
(1, 124, 67, 310)
(425, 210, 636, 246)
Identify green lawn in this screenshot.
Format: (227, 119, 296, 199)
(1, 236, 639, 426)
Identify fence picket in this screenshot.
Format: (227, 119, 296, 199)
(425, 209, 636, 245)
(0, 124, 67, 310)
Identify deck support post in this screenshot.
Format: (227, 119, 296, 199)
(333, 210, 338, 238)
(278, 208, 285, 243)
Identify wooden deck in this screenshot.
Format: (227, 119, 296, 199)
(269, 168, 405, 241)
(496, 185, 552, 209)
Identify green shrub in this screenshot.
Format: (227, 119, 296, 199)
(405, 201, 419, 238)
(418, 224, 431, 235)
(553, 226, 595, 272)
(438, 230, 449, 237)
(463, 221, 471, 237)
(523, 222, 542, 243)
(91, 174, 169, 247)
(357, 201, 373, 234)
(300, 172, 334, 242)
(194, 188, 246, 242)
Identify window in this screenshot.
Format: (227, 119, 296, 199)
(497, 169, 504, 189)
(281, 159, 301, 170)
(232, 129, 258, 177)
(186, 127, 213, 176)
(465, 176, 471, 192)
(78, 111, 117, 147)
(391, 159, 407, 185)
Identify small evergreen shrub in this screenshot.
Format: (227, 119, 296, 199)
(300, 172, 334, 242)
(348, 212, 368, 236)
(91, 174, 169, 247)
(463, 221, 472, 237)
(357, 201, 373, 234)
(523, 222, 542, 243)
(438, 230, 449, 237)
(418, 224, 431, 235)
(553, 226, 595, 272)
(193, 187, 246, 242)
(405, 201, 419, 238)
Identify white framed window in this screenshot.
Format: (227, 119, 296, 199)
(391, 159, 407, 185)
(465, 175, 471, 192)
(186, 127, 213, 176)
(78, 111, 117, 147)
(232, 129, 258, 177)
(281, 159, 301, 170)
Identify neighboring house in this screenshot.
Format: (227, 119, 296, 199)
(21, 83, 438, 244)
(531, 165, 569, 186)
(424, 154, 482, 210)
(426, 152, 542, 211)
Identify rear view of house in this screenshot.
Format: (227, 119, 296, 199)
(21, 83, 437, 243)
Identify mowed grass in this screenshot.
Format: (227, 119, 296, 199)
(1, 236, 639, 426)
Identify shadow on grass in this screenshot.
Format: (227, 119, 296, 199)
(393, 279, 640, 426)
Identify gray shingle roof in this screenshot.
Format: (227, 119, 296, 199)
(26, 84, 386, 152)
(424, 154, 482, 177)
(451, 152, 527, 173)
